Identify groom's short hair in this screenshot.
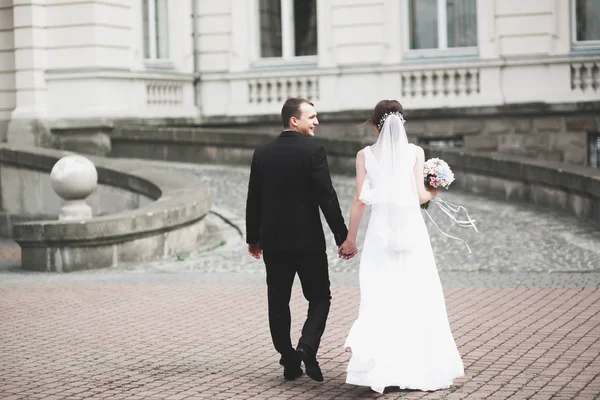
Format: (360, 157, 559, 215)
(281, 98, 314, 129)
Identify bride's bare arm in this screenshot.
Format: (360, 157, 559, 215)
(339, 150, 367, 258)
(414, 146, 439, 204)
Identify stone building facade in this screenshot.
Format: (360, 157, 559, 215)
(1, 0, 599, 165)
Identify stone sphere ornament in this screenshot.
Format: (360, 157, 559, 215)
(50, 155, 98, 220)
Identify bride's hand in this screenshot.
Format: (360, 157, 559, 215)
(426, 186, 439, 198)
(338, 240, 357, 260)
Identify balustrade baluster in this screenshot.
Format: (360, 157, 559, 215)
(445, 71, 455, 97)
(455, 70, 465, 96)
(257, 81, 264, 104)
(306, 79, 313, 100)
(296, 79, 303, 99)
(424, 71, 434, 98)
(266, 81, 273, 103)
(278, 79, 284, 99)
(431, 71, 440, 97)
(248, 81, 254, 103)
(571, 64, 582, 91)
(582, 63, 594, 91)
(464, 70, 473, 95)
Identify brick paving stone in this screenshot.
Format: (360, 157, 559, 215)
(0, 246, 19, 261)
(0, 283, 598, 399)
(1, 162, 599, 399)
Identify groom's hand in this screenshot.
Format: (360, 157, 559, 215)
(338, 240, 357, 260)
(248, 243, 262, 259)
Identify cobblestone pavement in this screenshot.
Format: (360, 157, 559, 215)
(1, 161, 599, 399)
(141, 161, 600, 276)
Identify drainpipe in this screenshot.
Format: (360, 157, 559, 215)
(191, 0, 201, 115)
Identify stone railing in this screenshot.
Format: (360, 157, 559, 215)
(0, 145, 213, 272)
(571, 61, 599, 93)
(199, 55, 600, 117)
(146, 81, 184, 106)
(109, 125, 600, 225)
(401, 68, 480, 99)
(247, 76, 319, 106)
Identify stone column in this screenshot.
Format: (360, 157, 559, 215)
(7, 0, 50, 147)
(0, 2, 16, 142)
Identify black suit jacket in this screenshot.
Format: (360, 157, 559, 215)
(245, 130, 348, 252)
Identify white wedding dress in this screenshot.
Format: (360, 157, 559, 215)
(344, 115, 464, 394)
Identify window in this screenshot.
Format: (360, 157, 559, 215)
(408, 0, 477, 53)
(572, 0, 600, 49)
(143, 0, 169, 59)
(589, 133, 600, 168)
(258, 0, 317, 59)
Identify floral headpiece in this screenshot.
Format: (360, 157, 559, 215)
(377, 111, 405, 130)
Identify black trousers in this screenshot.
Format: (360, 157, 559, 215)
(263, 250, 331, 360)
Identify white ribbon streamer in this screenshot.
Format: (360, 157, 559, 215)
(432, 198, 479, 232)
(423, 198, 478, 253)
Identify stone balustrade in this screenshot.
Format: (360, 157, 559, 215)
(0, 145, 213, 272)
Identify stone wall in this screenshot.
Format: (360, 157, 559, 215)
(208, 115, 595, 165)
(108, 124, 600, 226)
(405, 115, 596, 165)
(198, 102, 600, 167)
(12, 100, 597, 168)
(0, 162, 154, 237)
(425, 148, 600, 225)
(1, 165, 152, 219)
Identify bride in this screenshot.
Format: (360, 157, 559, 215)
(338, 100, 464, 394)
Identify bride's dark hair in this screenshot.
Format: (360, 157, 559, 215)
(365, 100, 404, 130)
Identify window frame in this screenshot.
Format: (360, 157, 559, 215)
(143, 0, 172, 66)
(403, 0, 478, 59)
(571, 0, 600, 51)
(252, 0, 318, 68)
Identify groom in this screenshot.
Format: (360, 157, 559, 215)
(245, 98, 349, 382)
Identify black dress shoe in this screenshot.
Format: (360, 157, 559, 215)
(282, 352, 303, 381)
(297, 345, 323, 382)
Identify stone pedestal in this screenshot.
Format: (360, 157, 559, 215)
(57, 199, 93, 220)
(7, 119, 52, 147)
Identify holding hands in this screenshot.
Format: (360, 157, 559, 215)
(338, 239, 357, 260)
(248, 241, 356, 261)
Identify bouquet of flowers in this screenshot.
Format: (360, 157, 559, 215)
(421, 158, 455, 209)
(419, 158, 477, 253)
